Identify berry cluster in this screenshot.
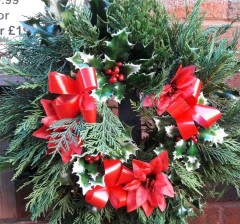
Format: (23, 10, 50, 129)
(105, 62, 124, 84)
(84, 153, 104, 163)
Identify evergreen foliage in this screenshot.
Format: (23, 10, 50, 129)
(0, 0, 239, 223)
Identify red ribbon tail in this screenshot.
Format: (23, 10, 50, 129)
(192, 104, 222, 128)
(109, 186, 128, 209)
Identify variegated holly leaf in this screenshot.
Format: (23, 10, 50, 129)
(129, 40, 155, 60)
(79, 52, 103, 71)
(113, 82, 125, 103)
(41, 0, 68, 20)
(187, 143, 199, 157)
(20, 19, 61, 38)
(66, 52, 89, 69)
(110, 142, 138, 162)
(198, 125, 228, 145)
(184, 160, 201, 172)
(165, 125, 179, 138)
(173, 139, 187, 160)
(120, 63, 141, 78)
(154, 144, 165, 155)
(92, 83, 113, 102)
(103, 55, 117, 70)
(73, 159, 104, 195)
(106, 29, 133, 61)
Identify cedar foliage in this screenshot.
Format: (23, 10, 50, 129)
(0, 0, 239, 223)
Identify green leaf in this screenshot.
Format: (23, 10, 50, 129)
(90, 0, 110, 25)
(113, 82, 125, 102)
(66, 52, 89, 69)
(89, 0, 110, 39)
(20, 19, 60, 38)
(106, 29, 133, 61)
(121, 63, 141, 78)
(79, 52, 103, 70)
(173, 140, 187, 159)
(73, 159, 104, 195)
(103, 55, 117, 70)
(129, 40, 155, 60)
(41, 0, 68, 19)
(92, 83, 114, 102)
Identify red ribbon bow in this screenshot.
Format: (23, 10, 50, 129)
(143, 65, 222, 140)
(85, 160, 134, 209)
(33, 99, 83, 163)
(48, 67, 98, 123)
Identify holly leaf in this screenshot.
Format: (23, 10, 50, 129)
(103, 55, 117, 70)
(106, 29, 133, 61)
(20, 19, 61, 38)
(129, 40, 155, 60)
(66, 52, 89, 69)
(113, 82, 125, 103)
(79, 52, 103, 70)
(92, 83, 114, 102)
(173, 139, 187, 160)
(120, 63, 141, 78)
(110, 142, 138, 162)
(73, 159, 104, 195)
(198, 125, 228, 145)
(41, 0, 68, 20)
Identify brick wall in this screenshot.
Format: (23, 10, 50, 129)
(164, 0, 240, 91)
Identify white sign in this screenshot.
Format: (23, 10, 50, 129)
(0, 0, 45, 38)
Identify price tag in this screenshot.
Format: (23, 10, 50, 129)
(0, 0, 44, 37)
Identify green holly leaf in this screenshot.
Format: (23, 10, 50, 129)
(66, 52, 89, 69)
(165, 125, 179, 138)
(120, 63, 141, 78)
(129, 40, 155, 60)
(92, 83, 114, 102)
(154, 144, 165, 155)
(73, 159, 104, 195)
(173, 139, 187, 160)
(106, 29, 133, 61)
(103, 55, 117, 70)
(198, 125, 228, 145)
(96, 72, 108, 87)
(184, 160, 201, 172)
(41, 0, 68, 20)
(187, 142, 199, 157)
(113, 82, 126, 103)
(79, 52, 103, 70)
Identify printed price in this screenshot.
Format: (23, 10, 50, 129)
(0, 25, 22, 36)
(0, 0, 19, 4)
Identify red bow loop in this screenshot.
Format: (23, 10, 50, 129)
(47, 67, 98, 122)
(85, 160, 134, 209)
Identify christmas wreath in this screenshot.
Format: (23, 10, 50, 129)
(0, 0, 240, 223)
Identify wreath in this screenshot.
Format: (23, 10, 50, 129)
(0, 0, 239, 223)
